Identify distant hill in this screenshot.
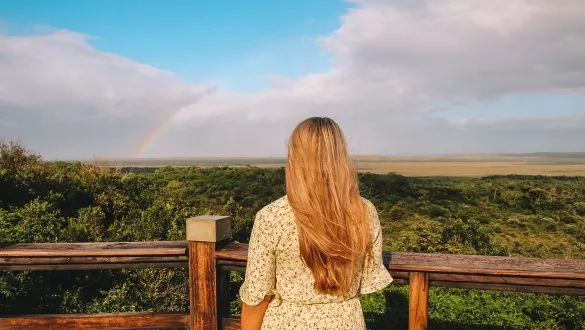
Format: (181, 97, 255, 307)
(74, 153, 585, 177)
(502, 152, 585, 159)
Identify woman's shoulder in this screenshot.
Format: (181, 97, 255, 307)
(359, 196, 381, 233)
(260, 195, 288, 211)
(256, 195, 292, 221)
(359, 196, 377, 213)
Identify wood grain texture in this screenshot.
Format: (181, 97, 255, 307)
(388, 271, 410, 280)
(215, 242, 248, 261)
(0, 312, 188, 329)
(0, 255, 188, 272)
(409, 272, 429, 330)
(429, 281, 585, 296)
(428, 273, 585, 288)
(386, 252, 585, 280)
(389, 271, 585, 295)
(0, 242, 189, 271)
(0, 262, 188, 271)
(0, 241, 187, 257)
(189, 241, 217, 330)
(218, 264, 246, 274)
(0, 255, 188, 265)
(216, 260, 247, 269)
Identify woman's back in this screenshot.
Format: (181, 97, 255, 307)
(239, 117, 392, 330)
(240, 195, 392, 329)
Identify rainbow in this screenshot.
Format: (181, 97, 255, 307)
(132, 85, 218, 157)
(132, 109, 180, 157)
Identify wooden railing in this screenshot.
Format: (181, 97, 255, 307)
(1, 216, 584, 330)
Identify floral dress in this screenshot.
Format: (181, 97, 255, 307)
(239, 196, 393, 329)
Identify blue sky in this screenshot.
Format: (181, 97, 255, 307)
(1, 0, 585, 158)
(1, 0, 350, 91)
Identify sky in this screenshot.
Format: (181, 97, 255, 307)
(1, 0, 585, 159)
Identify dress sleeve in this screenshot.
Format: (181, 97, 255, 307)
(239, 209, 277, 306)
(359, 201, 393, 295)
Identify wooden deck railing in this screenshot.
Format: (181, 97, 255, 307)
(1, 216, 584, 330)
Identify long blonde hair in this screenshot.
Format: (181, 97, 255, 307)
(286, 117, 371, 296)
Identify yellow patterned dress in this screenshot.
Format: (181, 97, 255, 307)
(239, 196, 393, 329)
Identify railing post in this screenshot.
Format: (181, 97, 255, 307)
(409, 271, 429, 330)
(186, 216, 232, 330)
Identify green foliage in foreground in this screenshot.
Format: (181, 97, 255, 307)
(1, 141, 585, 329)
(361, 287, 585, 330)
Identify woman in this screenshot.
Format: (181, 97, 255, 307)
(240, 117, 393, 330)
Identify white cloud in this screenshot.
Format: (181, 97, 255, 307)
(326, 0, 585, 100)
(0, 29, 214, 158)
(1, 0, 585, 158)
(168, 0, 585, 155)
(1, 30, 215, 118)
(179, 0, 585, 120)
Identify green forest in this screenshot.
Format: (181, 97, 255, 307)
(1, 141, 584, 329)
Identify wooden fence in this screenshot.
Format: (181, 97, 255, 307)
(1, 215, 584, 330)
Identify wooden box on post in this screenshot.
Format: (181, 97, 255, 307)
(186, 216, 232, 330)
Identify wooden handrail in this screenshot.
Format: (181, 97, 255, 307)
(1, 218, 585, 330)
(3, 241, 583, 292)
(0, 313, 189, 329)
(0, 241, 189, 271)
(0, 241, 187, 257)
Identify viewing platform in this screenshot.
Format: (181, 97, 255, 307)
(1, 216, 584, 330)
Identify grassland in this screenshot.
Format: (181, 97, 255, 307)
(88, 152, 585, 177)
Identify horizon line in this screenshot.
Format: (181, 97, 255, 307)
(49, 151, 585, 162)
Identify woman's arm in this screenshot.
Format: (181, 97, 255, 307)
(240, 295, 273, 330)
(239, 209, 277, 329)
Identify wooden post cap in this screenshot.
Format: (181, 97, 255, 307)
(186, 216, 232, 242)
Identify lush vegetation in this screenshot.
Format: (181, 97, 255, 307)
(1, 141, 584, 329)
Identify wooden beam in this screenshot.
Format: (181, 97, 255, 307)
(0, 241, 187, 257)
(409, 272, 429, 330)
(428, 272, 585, 288)
(387, 252, 585, 280)
(189, 241, 218, 330)
(187, 216, 232, 330)
(0, 255, 188, 271)
(0, 261, 188, 271)
(215, 242, 248, 262)
(429, 280, 585, 296)
(0, 312, 188, 329)
(0, 255, 188, 265)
